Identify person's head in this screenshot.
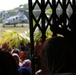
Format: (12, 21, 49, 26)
(2, 42, 9, 51)
(22, 59, 31, 70)
(12, 53, 20, 68)
(8, 47, 12, 53)
(40, 36, 76, 75)
(18, 67, 32, 75)
(11, 48, 20, 55)
(0, 51, 18, 75)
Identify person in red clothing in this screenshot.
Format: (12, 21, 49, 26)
(19, 51, 25, 61)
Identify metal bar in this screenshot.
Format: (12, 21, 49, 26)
(72, 0, 75, 13)
(41, 0, 46, 43)
(52, 0, 57, 36)
(28, 0, 35, 75)
(62, 0, 67, 29)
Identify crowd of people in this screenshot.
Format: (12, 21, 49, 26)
(0, 12, 76, 75)
(0, 42, 32, 75)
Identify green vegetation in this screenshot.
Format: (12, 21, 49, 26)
(0, 30, 29, 48)
(0, 23, 30, 47)
(0, 2, 72, 46)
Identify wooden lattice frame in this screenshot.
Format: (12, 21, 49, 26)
(28, 0, 76, 74)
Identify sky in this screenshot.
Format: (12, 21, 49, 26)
(0, 0, 28, 11)
(0, 0, 52, 11)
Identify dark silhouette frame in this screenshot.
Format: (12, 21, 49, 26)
(28, 0, 76, 75)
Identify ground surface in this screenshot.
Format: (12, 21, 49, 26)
(0, 23, 29, 36)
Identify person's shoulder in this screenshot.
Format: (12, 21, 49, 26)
(18, 66, 32, 75)
(18, 66, 31, 72)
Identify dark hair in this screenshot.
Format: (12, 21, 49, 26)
(12, 49, 20, 55)
(42, 36, 76, 74)
(0, 51, 19, 75)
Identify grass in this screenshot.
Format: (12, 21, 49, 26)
(0, 23, 29, 36)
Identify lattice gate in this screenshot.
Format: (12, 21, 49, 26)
(28, 0, 76, 75)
